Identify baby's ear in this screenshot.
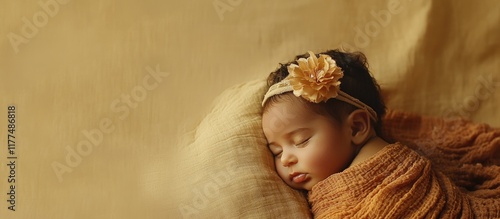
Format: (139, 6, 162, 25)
(347, 109, 374, 146)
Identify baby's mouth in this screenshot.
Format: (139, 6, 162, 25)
(290, 173, 308, 183)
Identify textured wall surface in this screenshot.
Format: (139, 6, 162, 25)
(0, 0, 498, 218)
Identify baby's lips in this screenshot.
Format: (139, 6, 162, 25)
(290, 172, 308, 183)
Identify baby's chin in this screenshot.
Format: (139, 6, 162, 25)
(285, 179, 316, 191)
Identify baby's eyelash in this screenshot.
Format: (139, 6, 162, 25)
(295, 138, 310, 147)
(271, 137, 310, 158)
(274, 151, 282, 158)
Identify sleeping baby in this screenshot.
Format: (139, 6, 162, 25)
(261, 50, 500, 218)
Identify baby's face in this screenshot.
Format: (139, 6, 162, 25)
(262, 99, 356, 191)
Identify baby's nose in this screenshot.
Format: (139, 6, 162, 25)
(280, 151, 297, 167)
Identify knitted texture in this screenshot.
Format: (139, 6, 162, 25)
(308, 110, 500, 218)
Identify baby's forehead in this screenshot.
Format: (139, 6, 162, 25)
(262, 98, 319, 132)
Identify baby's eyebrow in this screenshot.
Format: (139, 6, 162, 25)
(284, 127, 310, 138)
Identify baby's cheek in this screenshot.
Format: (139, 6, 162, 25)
(307, 147, 331, 166)
(310, 158, 331, 175)
(307, 149, 342, 177)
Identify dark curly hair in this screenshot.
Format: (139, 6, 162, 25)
(263, 49, 386, 135)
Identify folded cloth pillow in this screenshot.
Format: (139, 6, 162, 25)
(175, 79, 311, 218)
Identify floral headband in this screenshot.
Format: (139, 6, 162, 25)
(262, 51, 378, 122)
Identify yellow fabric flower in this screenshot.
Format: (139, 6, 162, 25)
(287, 51, 344, 103)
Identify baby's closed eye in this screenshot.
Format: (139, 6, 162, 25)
(294, 136, 311, 147)
(294, 135, 312, 147)
(268, 144, 282, 157)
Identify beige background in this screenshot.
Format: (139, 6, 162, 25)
(0, 0, 498, 218)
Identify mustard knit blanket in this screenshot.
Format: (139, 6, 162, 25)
(308, 110, 500, 218)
